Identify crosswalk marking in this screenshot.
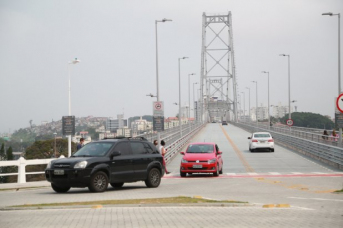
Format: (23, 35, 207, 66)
(291, 172, 303, 174)
(247, 172, 258, 175)
(269, 172, 281, 175)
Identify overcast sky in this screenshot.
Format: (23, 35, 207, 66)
(0, 0, 342, 133)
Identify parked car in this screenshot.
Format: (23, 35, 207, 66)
(222, 121, 227, 125)
(45, 137, 164, 193)
(248, 132, 274, 152)
(180, 143, 223, 177)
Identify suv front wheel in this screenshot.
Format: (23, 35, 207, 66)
(145, 168, 161, 188)
(88, 171, 108, 193)
(51, 183, 70, 193)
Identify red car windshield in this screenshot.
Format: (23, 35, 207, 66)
(187, 144, 214, 153)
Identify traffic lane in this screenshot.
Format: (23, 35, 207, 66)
(167, 123, 247, 174)
(222, 123, 340, 173)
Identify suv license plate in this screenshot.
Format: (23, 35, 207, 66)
(193, 165, 202, 168)
(54, 170, 64, 175)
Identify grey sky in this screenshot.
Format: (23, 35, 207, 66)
(0, 0, 342, 133)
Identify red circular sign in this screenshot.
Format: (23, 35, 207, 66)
(286, 119, 294, 126)
(336, 93, 343, 113)
(155, 102, 162, 110)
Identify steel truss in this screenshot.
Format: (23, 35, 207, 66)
(198, 12, 238, 123)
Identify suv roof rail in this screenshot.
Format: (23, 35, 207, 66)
(128, 137, 148, 141)
(107, 136, 148, 141)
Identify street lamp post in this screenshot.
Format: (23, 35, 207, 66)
(155, 18, 172, 147)
(68, 58, 80, 157)
(246, 87, 250, 121)
(322, 12, 341, 145)
(188, 73, 196, 119)
(241, 91, 245, 122)
(262, 71, 270, 129)
(252, 81, 258, 125)
(178, 57, 188, 138)
(279, 54, 291, 120)
(193, 82, 198, 120)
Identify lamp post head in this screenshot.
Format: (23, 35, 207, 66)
(71, 58, 80, 64)
(162, 18, 172, 22)
(262, 71, 269, 74)
(252, 81, 257, 83)
(146, 93, 156, 98)
(322, 12, 333, 16)
(173, 102, 178, 105)
(189, 73, 196, 76)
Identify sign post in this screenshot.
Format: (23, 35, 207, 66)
(153, 101, 164, 132)
(336, 94, 343, 146)
(62, 116, 75, 157)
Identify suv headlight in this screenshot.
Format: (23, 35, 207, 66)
(208, 158, 216, 164)
(74, 161, 88, 169)
(46, 161, 52, 169)
(181, 158, 188, 163)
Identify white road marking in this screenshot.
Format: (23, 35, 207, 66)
(226, 173, 236, 176)
(291, 172, 303, 174)
(288, 197, 343, 202)
(311, 172, 326, 174)
(247, 173, 258, 175)
(269, 172, 281, 175)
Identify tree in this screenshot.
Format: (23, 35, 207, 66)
(280, 112, 335, 129)
(0, 143, 5, 160)
(25, 138, 76, 159)
(6, 146, 13, 160)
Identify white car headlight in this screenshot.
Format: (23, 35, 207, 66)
(74, 161, 88, 169)
(181, 158, 188, 163)
(46, 161, 52, 169)
(208, 158, 216, 164)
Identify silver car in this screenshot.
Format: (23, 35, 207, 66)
(248, 132, 274, 152)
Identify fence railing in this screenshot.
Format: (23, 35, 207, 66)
(240, 120, 342, 148)
(0, 122, 206, 184)
(233, 121, 343, 170)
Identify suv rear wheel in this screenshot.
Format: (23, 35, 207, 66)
(145, 168, 161, 188)
(88, 171, 108, 193)
(51, 183, 70, 193)
(110, 182, 124, 188)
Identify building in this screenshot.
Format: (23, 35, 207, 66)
(116, 127, 131, 137)
(272, 103, 292, 118)
(131, 117, 152, 135)
(250, 106, 269, 121)
(106, 114, 128, 132)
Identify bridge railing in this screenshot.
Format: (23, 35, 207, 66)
(0, 122, 205, 184)
(239, 120, 342, 148)
(232, 121, 343, 170)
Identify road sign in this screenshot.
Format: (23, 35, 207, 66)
(62, 116, 75, 135)
(335, 113, 343, 128)
(286, 119, 294, 126)
(153, 101, 164, 116)
(336, 93, 343, 113)
(153, 116, 164, 132)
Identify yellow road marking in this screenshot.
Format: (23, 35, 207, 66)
(220, 125, 254, 172)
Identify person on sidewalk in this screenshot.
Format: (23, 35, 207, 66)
(159, 140, 170, 174)
(77, 138, 85, 151)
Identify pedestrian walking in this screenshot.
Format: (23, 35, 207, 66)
(331, 130, 339, 142)
(322, 130, 329, 140)
(77, 138, 85, 150)
(153, 140, 158, 148)
(160, 140, 170, 174)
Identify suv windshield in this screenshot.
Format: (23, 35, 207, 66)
(187, 144, 214, 153)
(72, 142, 115, 157)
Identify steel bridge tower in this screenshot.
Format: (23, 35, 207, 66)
(198, 12, 237, 123)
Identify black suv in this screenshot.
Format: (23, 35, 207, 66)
(45, 137, 164, 193)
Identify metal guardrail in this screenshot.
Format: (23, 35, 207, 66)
(240, 121, 342, 148)
(233, 121, 343, 170)
(0, 122, 205, 183)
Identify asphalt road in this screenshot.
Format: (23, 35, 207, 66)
(0, 123, 342, 228)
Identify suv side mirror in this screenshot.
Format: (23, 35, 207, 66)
(180, 152, 185, 155)
(217, 151, 222, 154)
(111, 151, 121, 159)
(248, 137, 251, 139)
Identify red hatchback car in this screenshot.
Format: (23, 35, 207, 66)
(180, 143, 223, 177)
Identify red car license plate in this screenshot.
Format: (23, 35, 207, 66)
(193, 165, 202, 168)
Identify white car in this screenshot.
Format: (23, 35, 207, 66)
(248, 132, 274, 152)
